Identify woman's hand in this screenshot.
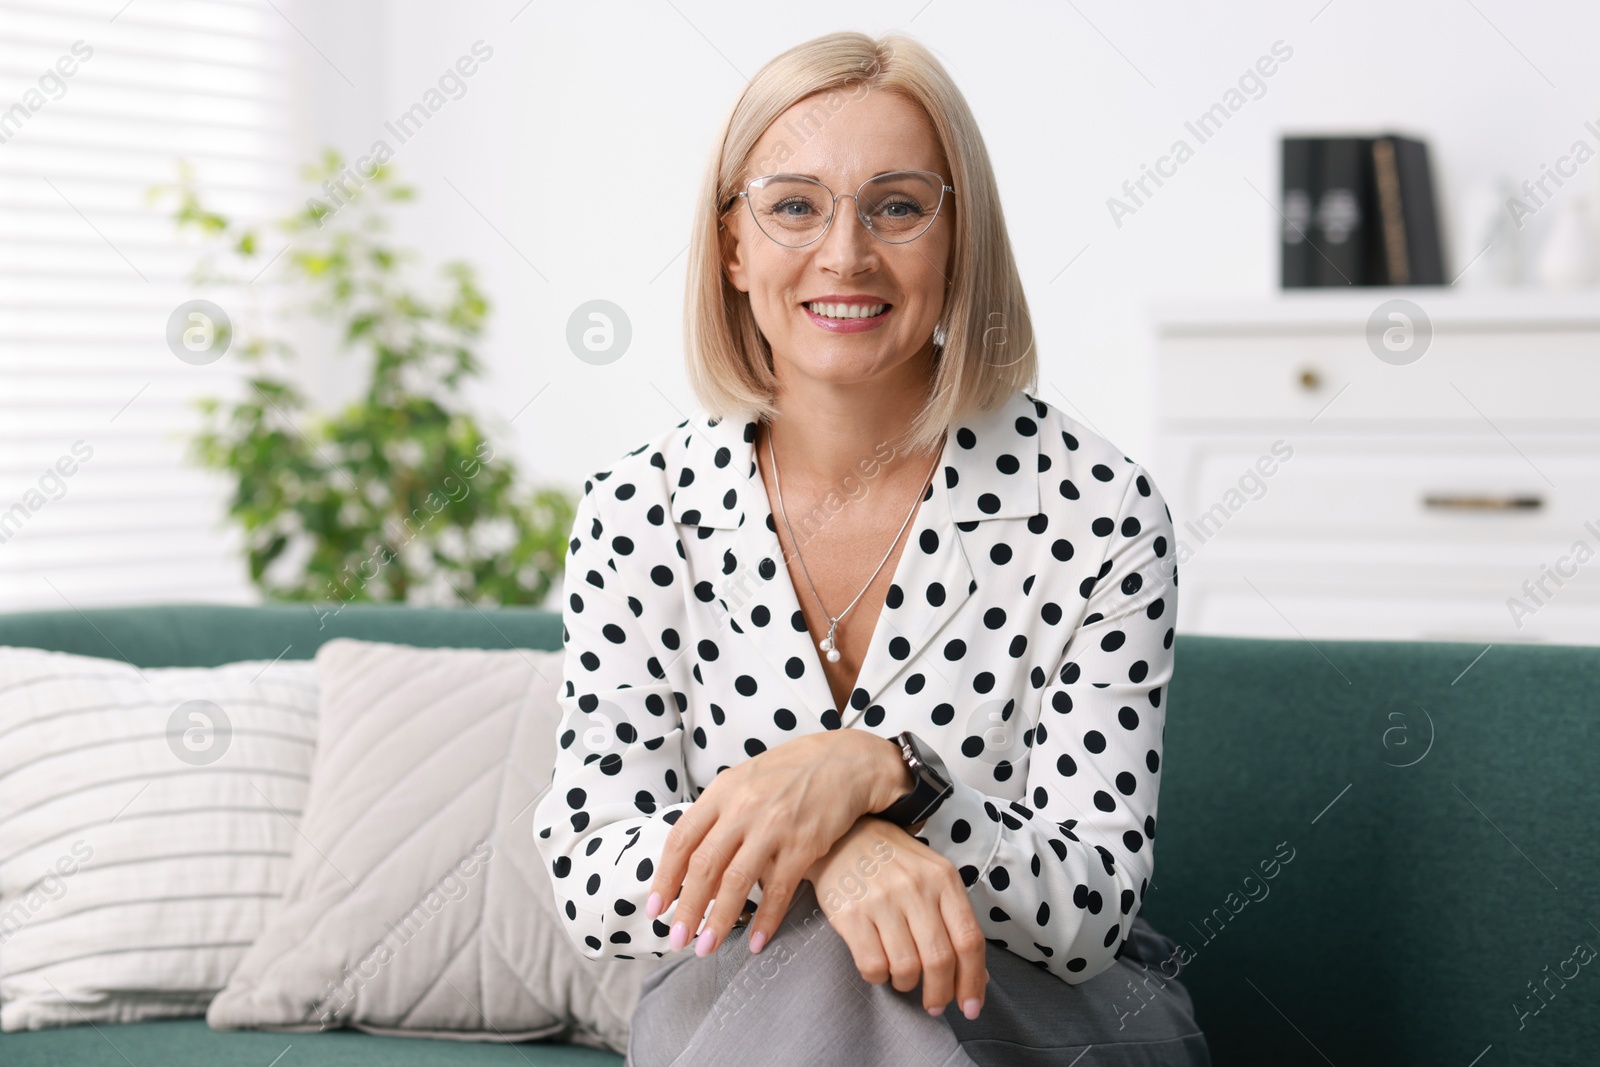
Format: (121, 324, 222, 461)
(801, 816, 990, 1019)
(645, 728, 907, 958)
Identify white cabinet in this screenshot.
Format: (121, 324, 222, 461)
(1152, 290, 1600, 646)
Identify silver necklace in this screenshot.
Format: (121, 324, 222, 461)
(766, 424, 944, 664)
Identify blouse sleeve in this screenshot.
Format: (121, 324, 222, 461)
(912, 462, 1177, 985)
(532, 480, 707, 961)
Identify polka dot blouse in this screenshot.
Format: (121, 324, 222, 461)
(534, 388, 1179, 985)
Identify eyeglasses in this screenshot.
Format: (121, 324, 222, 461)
(723, 170, 954, 248)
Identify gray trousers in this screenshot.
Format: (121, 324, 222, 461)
(626, 880, 1211, 1067)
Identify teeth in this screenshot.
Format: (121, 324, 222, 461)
(806, 302, 887, 319)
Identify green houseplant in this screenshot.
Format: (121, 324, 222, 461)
(154, 150, 574, 617)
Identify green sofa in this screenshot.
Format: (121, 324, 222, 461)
(1, 603, 1596, 1066)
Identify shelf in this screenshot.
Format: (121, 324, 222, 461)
(1149, 288, 1600, 335)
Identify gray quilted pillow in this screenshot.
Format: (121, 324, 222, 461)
(205, 638, 671, 1052)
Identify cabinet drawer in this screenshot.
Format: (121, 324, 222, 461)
(1166, 436, 1597, 549)
(1157, 330, 1600, 425)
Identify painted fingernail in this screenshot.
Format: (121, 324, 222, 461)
(927, 1004, 945, 1017)
(748, 930, 767, 954)
(695, 928, 715, 957)
(962, 998, 981, 1020)
(670, 922, 688, 950)
(646, 892, 661, 920)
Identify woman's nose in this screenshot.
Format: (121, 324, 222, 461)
(814, 194, 879, 265)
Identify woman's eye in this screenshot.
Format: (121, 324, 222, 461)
(873, 199, 922, 219)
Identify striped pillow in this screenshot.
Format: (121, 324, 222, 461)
(0, 645, 318, 1030)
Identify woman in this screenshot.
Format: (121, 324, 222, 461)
(534, 30, 1210, 1067)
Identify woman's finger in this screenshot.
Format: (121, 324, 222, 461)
(904, 884, 959, 1014)
(830, 903, 892, 988)
(742, 867, 803, 954)
(665, 827, 745, 951)
(646, 796, 718, 927)
(870, 904, 923, 994)
(939, 869, 990, 1019)
(692, 835, 775, 956)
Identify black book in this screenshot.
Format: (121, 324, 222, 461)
(1369, 134, 1445, 285)
(1280, 137, 1317, 287)
(1311, 137, 1371, 286)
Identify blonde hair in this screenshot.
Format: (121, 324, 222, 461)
(683, 30, 1037, 456)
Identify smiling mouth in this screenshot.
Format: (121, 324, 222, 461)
(802, 301, 891, 320)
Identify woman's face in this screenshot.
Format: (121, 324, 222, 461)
(722, 87, 954, 393)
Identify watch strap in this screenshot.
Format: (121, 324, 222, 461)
(876, 731, 953, 827)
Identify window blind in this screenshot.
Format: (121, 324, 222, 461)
(0, 0, 296, 610)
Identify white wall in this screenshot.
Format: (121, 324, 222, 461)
(286, 0, 1600, 500)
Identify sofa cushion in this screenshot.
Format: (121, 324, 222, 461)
(0, 646, 319, 1031)
(206, 638, 671, 1054)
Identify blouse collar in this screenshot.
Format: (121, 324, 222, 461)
(667, 387, 1043, 530)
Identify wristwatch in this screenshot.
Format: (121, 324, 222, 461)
(872, 730, 954, 827)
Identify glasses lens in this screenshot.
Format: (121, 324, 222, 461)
(857, 171, 945, 243)
(746, 175, 832, 247)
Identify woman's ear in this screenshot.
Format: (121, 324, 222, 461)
(720, 215, 750, 294)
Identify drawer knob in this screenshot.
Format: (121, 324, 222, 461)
(1297, 367, 1322, 391)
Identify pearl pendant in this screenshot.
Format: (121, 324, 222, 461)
(820, 625, 840, 663)
(826, 648, 841, 662)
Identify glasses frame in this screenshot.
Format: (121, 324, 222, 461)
(723, 169, 955, 248)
